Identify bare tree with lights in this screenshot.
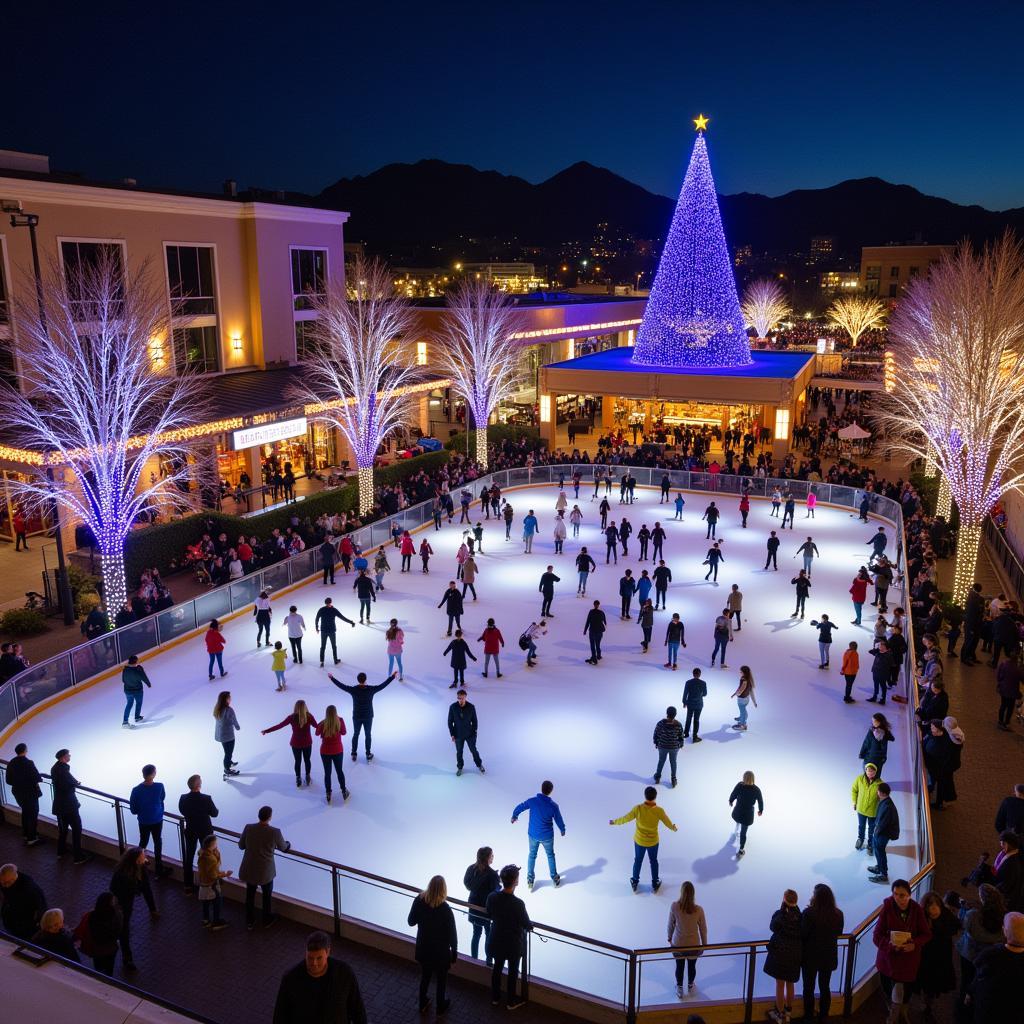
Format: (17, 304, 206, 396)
(0, 250, 207, 614)
(827, 294, 887, 347)
(740, 278, 792, 340)
(876, 233, 1024, 604)
(289, 257, 419, 514)
(433, 278, 523, 468)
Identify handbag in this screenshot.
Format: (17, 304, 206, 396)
(198, 880, 221, 901)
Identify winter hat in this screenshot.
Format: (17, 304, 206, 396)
(865, 763, 878, 773)
(943, 716, 965, 745)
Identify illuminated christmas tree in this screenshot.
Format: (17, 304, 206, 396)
(632, 115, 752, 369)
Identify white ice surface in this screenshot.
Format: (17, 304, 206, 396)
(8, 485, 919, 1006)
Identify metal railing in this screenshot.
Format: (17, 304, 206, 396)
(984, 517, 1024, 603)
(0, 466, 932, 1021)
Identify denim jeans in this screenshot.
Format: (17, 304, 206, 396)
(631, 842, 659, 885)
(483, 652, 501, 674)
(857, 812, 876, 848)
(736, 696, 749, 725)
(387, 652, 403, 676)
(803, 555, 814, 575)
(123, 691, 143, 723)
(526, 640, 537, 661)
(578, 571, 589, 592)
(873, 836, 889, 876)
(208, 651, 225, 677)
(527, 836, 557, 880)
(351, 718, 372, 755)
(655, 747, 678, 780)
(819, 641, 831, 665)
(852, 601, 864, 624)
(711, 636, 729, 664)
(201, 891, 223, 923)
(470, 917, 492, 961)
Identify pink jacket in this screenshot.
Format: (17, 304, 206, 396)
(386, 628, 405, 655)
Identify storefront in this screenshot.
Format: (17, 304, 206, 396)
(0, 469, 54, 540)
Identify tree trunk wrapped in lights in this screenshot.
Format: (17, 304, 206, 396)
(288, 258, 419, 515)
(877, 233, 1024, 604)
(0, 251, 207, 614)
(433, 279, 523, 469)
(827, 295, 887, 348)
(741, 278, 792, 341)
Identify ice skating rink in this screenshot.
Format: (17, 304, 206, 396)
(7, 484, 920, 1005)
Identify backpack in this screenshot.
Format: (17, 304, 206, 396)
(518, 633, 531, 650)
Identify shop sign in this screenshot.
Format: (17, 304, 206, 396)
(232, 416, 308, 451)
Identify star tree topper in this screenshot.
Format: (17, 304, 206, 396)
(693, 112, 709, 132)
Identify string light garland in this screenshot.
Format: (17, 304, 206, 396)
(741, 278, 792, 339)
(433, 278, 524, 468)
(877, 234, 1024, 605)
(632, 120, 752, 369)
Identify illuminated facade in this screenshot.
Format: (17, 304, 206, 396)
(859, 244, 952, 299)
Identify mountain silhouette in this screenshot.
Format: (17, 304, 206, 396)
(317, 159, 1024, 261)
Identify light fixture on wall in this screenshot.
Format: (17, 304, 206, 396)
(416, 340, 427, 366)
(540, 394, 552, 423)
(231, 331, 243, 354)
(148, 337, 166, 366)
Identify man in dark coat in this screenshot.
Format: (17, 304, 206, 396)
(314, 598, 356, 667)
(437, 582, 465, 637)
(178, 774, 219, 893)
(868, 784, 899, 882)
(0, 864, 47, 939)
(273, 930, 367, 1024)
(583, 599, 607, 665)
(538, 566, 560, 618)
(447, 690, 484, 776)
(995, 784, 1024, 835)
(5, 742, 42, 845)
(990, 608, 1022, 667)
(51, 749, 89, 864)
(485, 864, 533, 1010)
(682, 669, 707, 742)
(970, 912, 1024, 1022)
(960, 582, 984, 664)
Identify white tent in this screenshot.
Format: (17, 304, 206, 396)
(838, 422, 872, 440)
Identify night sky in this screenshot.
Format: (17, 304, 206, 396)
(7, 1, 1024, 209)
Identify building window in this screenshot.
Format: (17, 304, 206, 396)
(888, 284, 898, 298)
(908, 266, 920, 278)
(166, 245, 217, 317)
(291, 248, 327, 310)
(889, 266, 900, 278)
(295, 319, 321, 360)
(416, 340, 428, 365)
(173, 325, 220, 374)
(60, 240, 125, 319)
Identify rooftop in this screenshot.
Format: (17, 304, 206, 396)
(545, 345, 814, 380)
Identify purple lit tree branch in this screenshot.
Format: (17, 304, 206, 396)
(434, 278, 523, 468)
(876, 233, 1024, 603)
(288, 257, 419, 514)
(0, 250, 207, 614)
(741, 278, 792, 340)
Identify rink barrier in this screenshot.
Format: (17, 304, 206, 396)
(0, 466, 933, 1022)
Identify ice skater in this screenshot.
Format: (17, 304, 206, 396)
(619, 516, 632, 557)
(653, 559, 672, 609)
(315, 705, 349, 803)
(314, 598, 356, 667)
(353, 570, 376, 623)
(329, 670, 396, 761)
(261, 700, 317, 787)
(660, 474, 671, 503)
(795, 537, 819, 577)
(599, 496, 611, 529)
(664, 613, 686, 670)
(791, 570, 811, 618)
(461, 554, 479, 601)
(386, 619, 405, 679)
(443, 630, 477, 689)
(765, 530, 780, 570)
(584, 600, 607, 664)
(841, 641, 860, 703)
(850, 568, 870, 625)
(576, 547, 596, 595)
(420, 537, 433, 573)
(521, 620, 546, 667)
(254, 591, 273, 647)
(738, 492, 750, 528)
(511, 780, 566, 890)
(711, 609, 731, 668)
(205, 619, 228, 680)
(478, 618, 504, 677)
(618, 569, 637, 619)
(270, 641, 288, 691)
(703, 542, 724, 582)
(727, 584, 743, 632)
(636, 570, 653, 610)
(782, 492, 796, 529)
(805, 491, 817, 518)
(638, 599, 655, 652)
(867, 640, 894, 705)
(651, 521, 666, 561)
(569, 506, 583, 538)
(539, 566, 560, 618)
(730, 667, 757, 730)
(283, 605, 306, 664)
(673, 492, 685, 520)
(609, 786, 678, 892)
(770, 487, 781, 517)
(213, 691, 240, 778)
(652, 706, 684, 787)
(552, 513, 566, 555)
(121, 655, 151, 728)
(637, 523, 651, 561)
(702, 502, 720, 539)
(852, 762, 880, 852)
(810, 614, 838, 668)
(448, 689, 484, 776)
(438, 581, 465, 636)
(682, 668, 705, 741)
(373, 547, 391, 590)
(522, 510, 538, 553)
(728, 770, 764, 856)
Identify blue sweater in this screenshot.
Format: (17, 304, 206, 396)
(129, 781, 166, 825)
(512, 793, 566, 841)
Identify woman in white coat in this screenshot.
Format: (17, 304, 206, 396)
(553, 513, 568, 555)
(667, 879, 708, 997)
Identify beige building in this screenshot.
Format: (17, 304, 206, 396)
(859, 244, 952, 300)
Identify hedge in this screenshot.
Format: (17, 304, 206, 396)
(376, 450, 451, 485)
(444, 424, 540, 453)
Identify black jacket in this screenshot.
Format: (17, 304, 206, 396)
(964, 590, 985, 628)
(448, 701, 478, 739)
(859, 727, 892, 765)
(653, 565, 672, 588)
(575, 553, 596, 573)
(539, 572, 560, 595)
(917, 689, 949, 724)
(0, 871, 46, 939)
(352, 575, 376, 600)
(653, 718, 684, 749)
(5, 754, 42, 802)
(874, 797, 900, 841)
(315, 606, 354, 633)
(682, 676, 706, 707)
(485, 890, 532, 957)
(868, 649, 894, 684)
(764, 905, 802, 981)
(800, 907, 844, 971)
(110, 866, 156, 913)
(407, 896, 458, 968)
(729, 783, 764, 826)
(50, 761, 80, 815)
(443, 638, 476, 669)
(584, 609, 607, 636)
(971, 944, 1024, 1023)
(331, 675, 393, 719)
(766, 536, 781, 553)
(273, 958, 367, 1024)
(791, 576, 811, 597)
(438, 589, 465, 615)
(995, 796, 1024, 835)
(993, 852, 1024, 913)
(464, 863, 501, 922)
(178, 791, 219, 840)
